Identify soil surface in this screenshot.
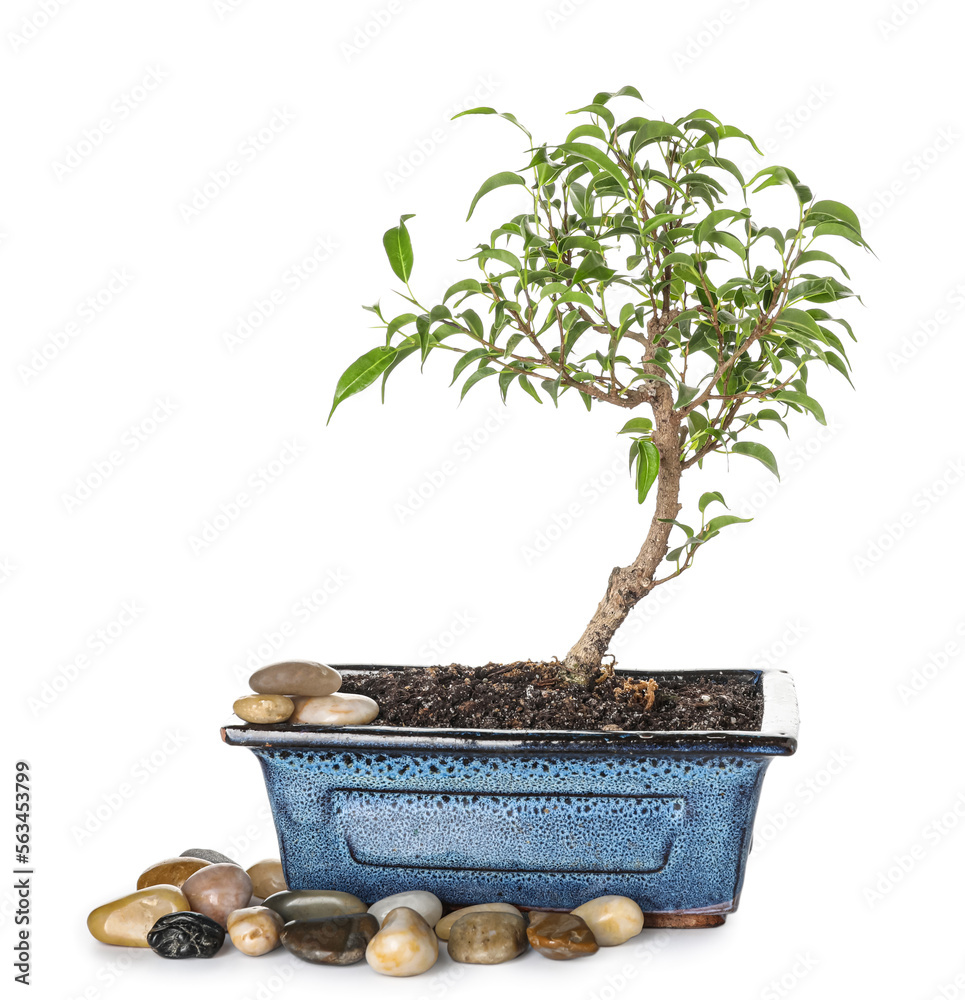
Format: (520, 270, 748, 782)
(340, 662, 763, 732)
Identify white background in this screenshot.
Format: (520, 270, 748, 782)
(3, 0, 963, 997)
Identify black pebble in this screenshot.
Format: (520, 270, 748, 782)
(147, 912, 225, 959)
(179, 848, 237, 865)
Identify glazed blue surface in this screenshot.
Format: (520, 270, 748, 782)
(224, 668, 798, 916)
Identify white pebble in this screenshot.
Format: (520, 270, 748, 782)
(368, 890, 442, 928)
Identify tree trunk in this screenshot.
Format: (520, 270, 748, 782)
(559, 392, 682, 688)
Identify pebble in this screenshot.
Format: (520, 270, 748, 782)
(147, 911, 225, 958)
(180, 848, 238, 866)
(571, 895, 644, 946)
(263, 889, 367, 923)
(246, 859, 287, 899)
(226, 906, 285, 956)
(233, 694, 294, 724)
(281, 913, 380, 965)
(181, 863, 253, 927)
(368, 890, 442, 928)
(87, 885, 189, 947)
(435, 902, 523, 941)
(249, 660, 342, 697)
(290, 693, 379, 725)
(365, 907, 438, 977)
(447, 911, 528, 965)
(526, 911, 599, 960)
(136, 857, 211, 890)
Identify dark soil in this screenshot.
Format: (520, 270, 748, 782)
(340, 662, 763, 732)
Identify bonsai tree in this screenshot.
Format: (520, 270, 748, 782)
(329, 87, 868, 689)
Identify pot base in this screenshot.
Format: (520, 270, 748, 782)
(645, 912, 726, 928)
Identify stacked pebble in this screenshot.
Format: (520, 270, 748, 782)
(87, 850, 646, 974)
(231, 660, 380, 726)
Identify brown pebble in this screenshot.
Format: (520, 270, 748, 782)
(182, 863, 252, 927)
(526, 910, 598, 960)
(226, 906, 285, 956)
(136, 857, 211, 890)
(246, 859, 287, 899)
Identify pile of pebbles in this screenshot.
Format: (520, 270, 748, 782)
(86, 848, 645, 974)
(232, 660, 378, 726)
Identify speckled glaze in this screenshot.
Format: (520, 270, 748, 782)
(222, 668, 798, 921)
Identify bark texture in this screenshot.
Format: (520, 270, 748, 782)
(560, 358, 682, 688)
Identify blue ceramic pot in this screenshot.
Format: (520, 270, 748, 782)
(222, 667, 798, 926)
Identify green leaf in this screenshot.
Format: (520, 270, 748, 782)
(593, 85, 644, 104)
(698, 491, 726, 513)
(631, 120, 685, 153)
(466, 171, 527, 221)
(327, 346, 397, 423)
(443, 278, 483, 301)
(554, 142, 629, 197)
(567, 103, 615, 130)
(451, 107, 532, 140)
(774, 390, 826, 425)
(498, 368, 518, 403)
(476, 247, 523, 272)
(704, 514, 753, 534)
(619, 417, 653, 435)
(807, 199, 862, 234)
(812, 221, 870, 248)
(732, 440, 780, 480)
(635, 439, 660, 503)
(461, 308, 486, 340)
(555, 289, 595, 307)
(459, 365, 498, 400)
(517, 373, 543, 404)
(450, 347, 489, 385)
(793, 250, 851, 280)
(382, 214, 415, 282)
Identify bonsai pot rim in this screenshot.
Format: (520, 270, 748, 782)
(222, 666, 798, 756)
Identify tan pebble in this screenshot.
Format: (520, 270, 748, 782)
(246, 859, 287, 899)
(249, 660, 341, 697)
(290, 693, 378, 725)
(233, 694, 294, 724)
(87, 885, 189, 947)
(571, 895, 644, 946)
(226, 906, 285, 956)
(435, 902, 523, 941)
(136, 857, 210, 890)
(365, 906, 438, 977)
(182, 863, 252, 927)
